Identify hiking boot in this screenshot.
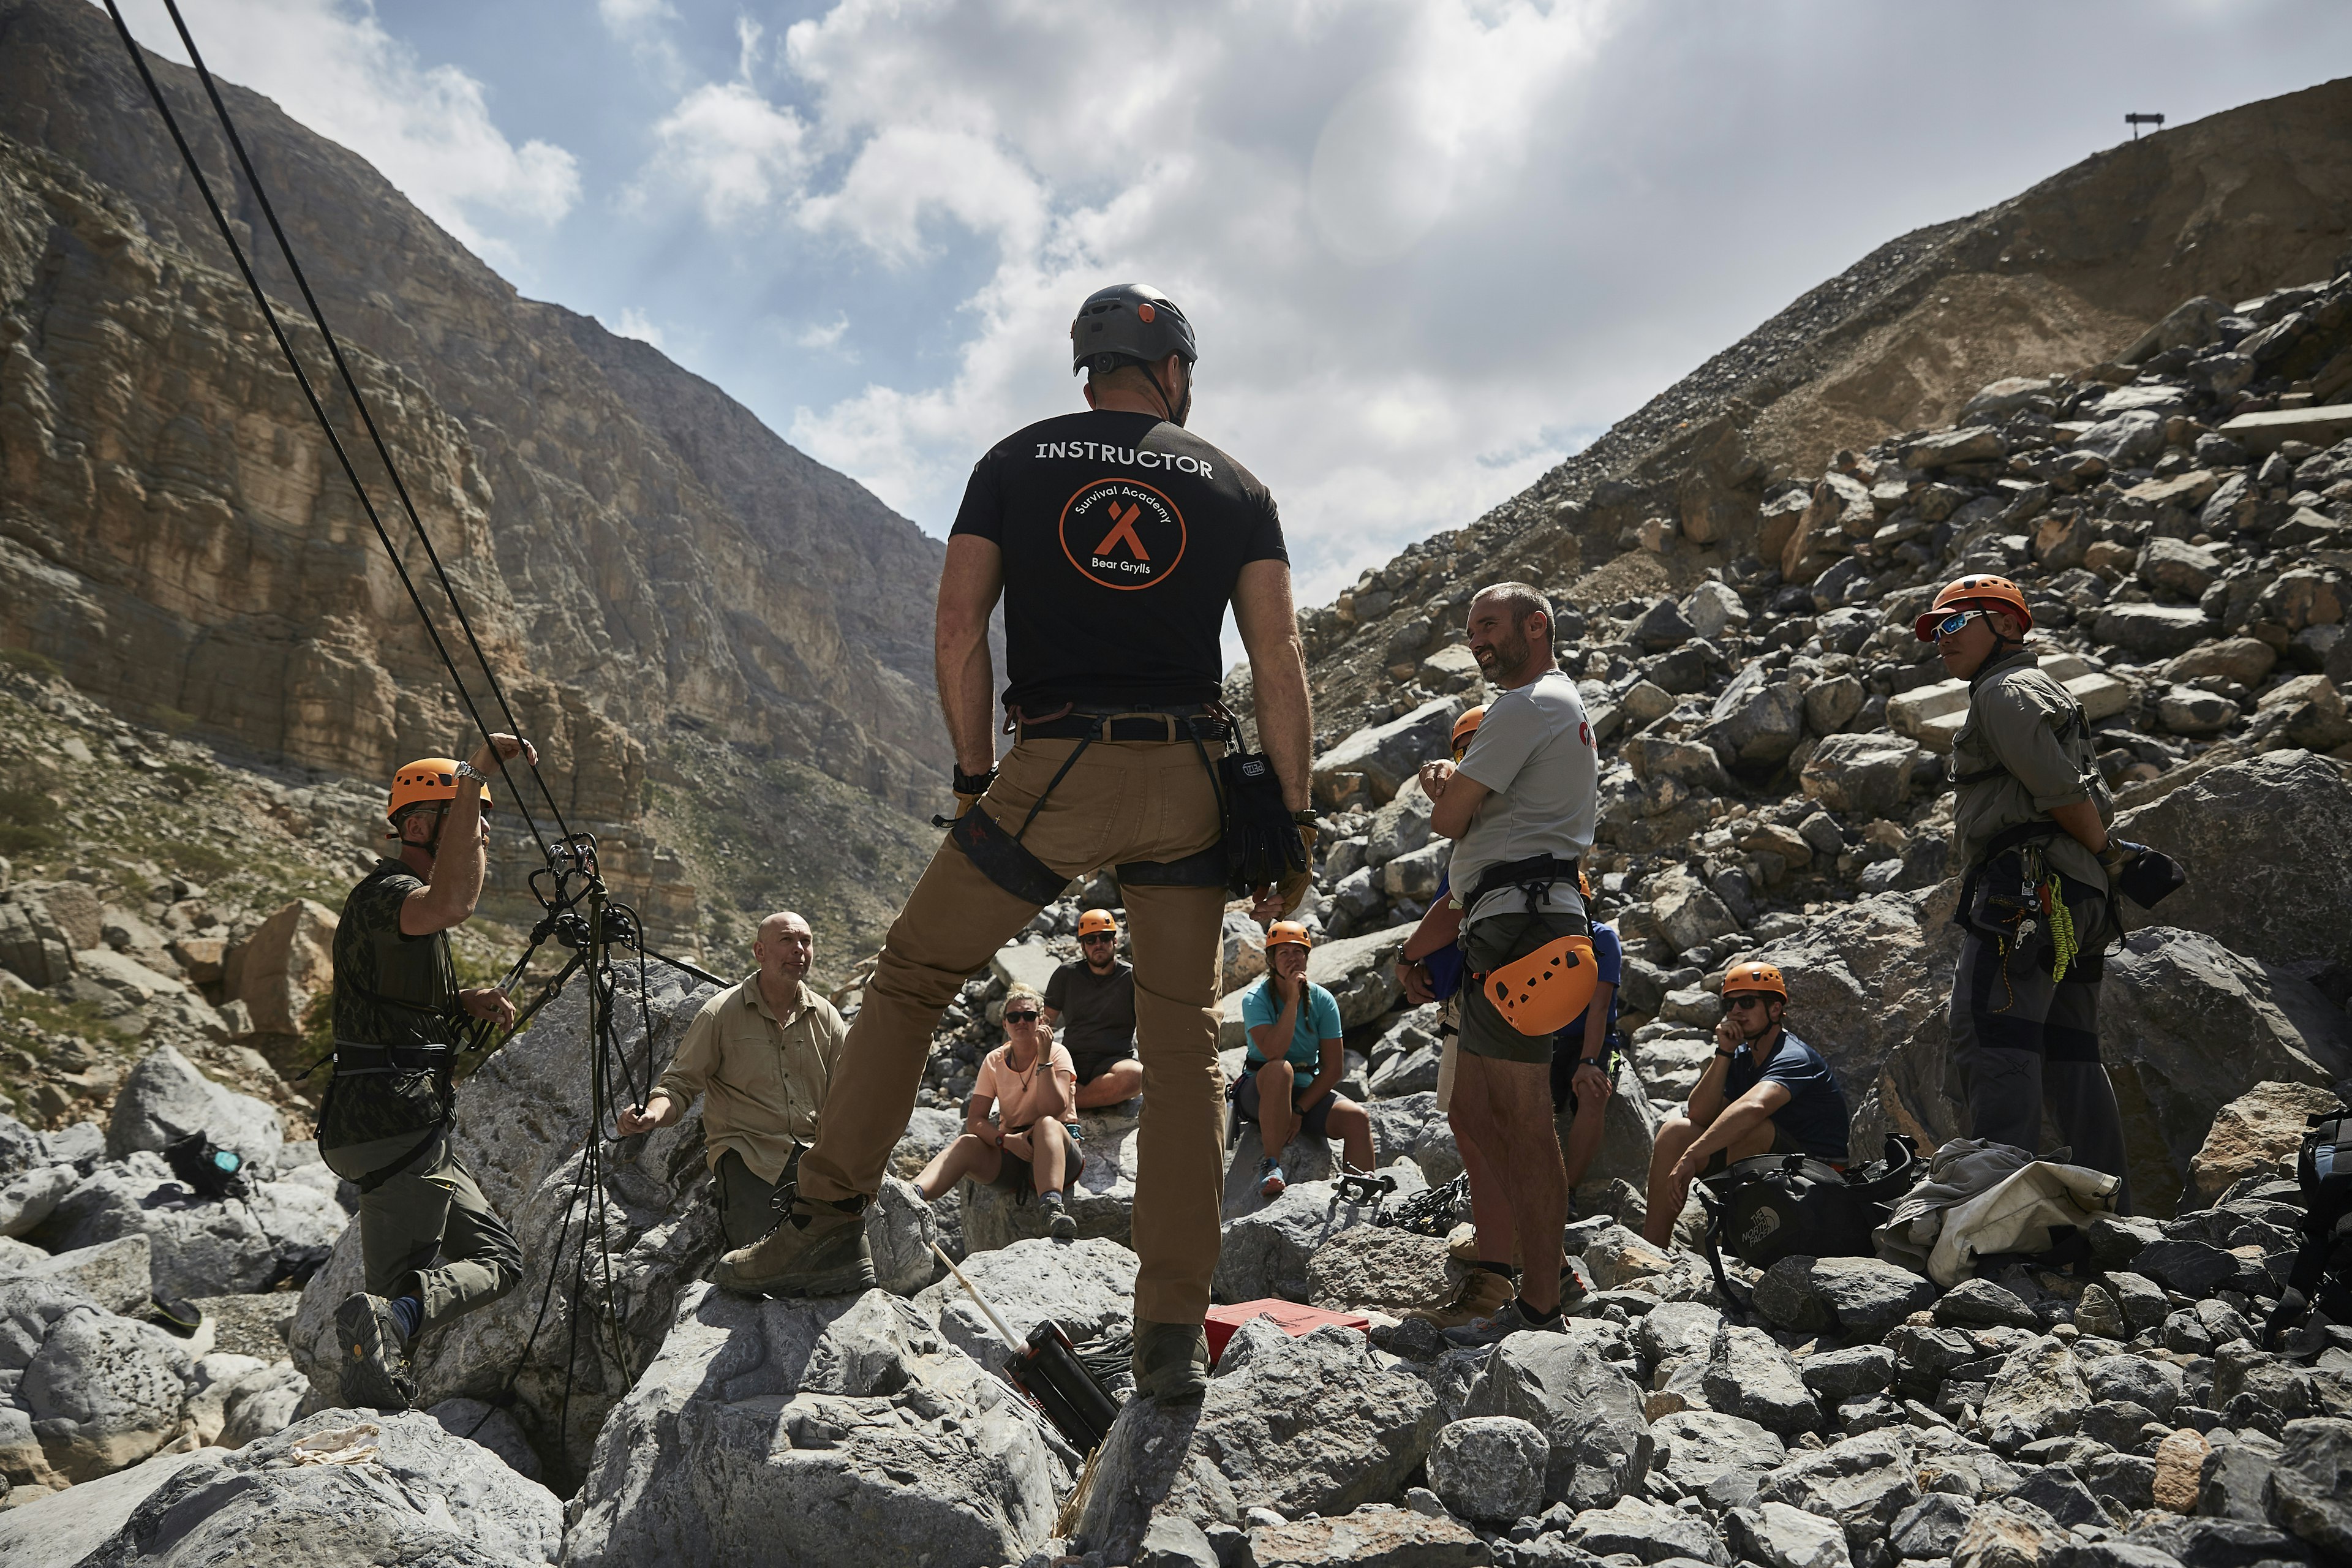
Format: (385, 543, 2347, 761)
(1257, 1158, 1286, 1199)
(712, 1191, 874, 1297)
(1406, 1266, 1514, 1330)
(1131, 1319, 1210, 1404)
(1442, 1295, 1568, 1348)
(335, 1292, 416, 1411)
(1042, 1196, 1078, 1242)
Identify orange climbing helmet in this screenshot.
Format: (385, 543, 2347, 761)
(386, 757, 491, 828)
(1076, 908, 1118, 938)
(1449, 705, 1487, 760)
(1915, 575, 2034, 642)
(1720, 960, 1788, 1000)
(1266, 921, 1313, 950)
(1477, 933, 1599, 1038)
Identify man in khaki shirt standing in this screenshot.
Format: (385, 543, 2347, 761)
(619, 911, 848, 1247)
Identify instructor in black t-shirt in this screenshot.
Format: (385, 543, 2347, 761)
(715, 284, 1315, 1408)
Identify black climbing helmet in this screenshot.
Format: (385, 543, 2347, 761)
(1069, 284, 1197, 377)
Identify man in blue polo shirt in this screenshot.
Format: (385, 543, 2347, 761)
(1237, 921, 1374, 1197)
(1643, 959, 1849, 1246)
(1551, 911, 1624, 1203)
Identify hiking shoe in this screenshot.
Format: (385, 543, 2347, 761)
(1257, 1158, 1286, 1199)
(1130, 1319, 1210, 1404)
(1442, 1295, 1568, 1348)
(712, 1192, 875, 1297)
(1044, 1199, 1078, 1242)
(1405, 1265, 1515, 1330)
(335, 1291, 416, 1411)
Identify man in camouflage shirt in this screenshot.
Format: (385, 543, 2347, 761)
(320, 735, 540, 1409)
(1921, 577, 2132, 1210)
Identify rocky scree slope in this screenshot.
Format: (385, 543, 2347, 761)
(1300, 75, 2352, 734)
(0, 0, 960, 951)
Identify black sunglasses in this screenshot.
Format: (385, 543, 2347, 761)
(1003, 1009, 1041, 1023)
(1725, 995, 1771, 1012)
(1080, 932, 1115, 943)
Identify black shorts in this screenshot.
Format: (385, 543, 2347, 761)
(1701, 1122, 1809, 1175)
(1550, 1034, 1622, 1116)
(1234, 1069, 1337, 1142)
(1069, 1045, 1138, 1085)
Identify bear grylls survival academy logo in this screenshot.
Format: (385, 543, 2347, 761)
(1058, 478, 1187, 590)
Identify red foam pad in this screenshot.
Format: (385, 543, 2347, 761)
(1202, 1299, 1371, 1364)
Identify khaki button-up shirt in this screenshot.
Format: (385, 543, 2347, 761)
(1951, 647, 2114, 891)
(657, 971, 848, 1183)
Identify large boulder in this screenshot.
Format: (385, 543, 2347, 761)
(1705, 666, 1809, 771)
(0, 1280, 192, 1490)
(565, 1286, 1063, 1568)
(1306, 1225, 1454, 1315)
(1215, 1164, 1428, 1302)
(1217, 927, 1409, 1049)
(912, 1235, 1136, 1367)
(105, 1046, 284, 1172)
(1757, 1431, 1921, 1551)
(0, 1235, 153, 1316)
(1311, 698, 1469, 807)
(1426, 1414, 1548, 1523)
(77, 1408, 562, 1565)
(2187, 1079, 2347, 1208)
(1461, 1329, 1653, 1508)
(1074, 1319, 1440, 1563)
(1651, 1408, 1786, 1509)
(0, 1447, 217, 1568)
(289, 966, 725, 1487)
(2114, 750, 2352, 973)
(2098, 927, 2352, 1216)
(1702, 1325, 1820, 1436)
(1366, 1093, 1462, 1185)
(1801, 734, 1922, 817)
(224, 898, 338, 1039)
(2094, 604, 2213, 658)
(37, 1154, 343, 1302)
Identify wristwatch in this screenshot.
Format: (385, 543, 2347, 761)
(1713, 1048, 1738, 1061)
(454, 760, 491, 785)
(952, 764, 998, 796)
(1578, 1057, 1603, 1070)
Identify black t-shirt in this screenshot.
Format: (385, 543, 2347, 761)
(1724, 1027, 1850, 1163)
(949, 410, 1287, 711)
(1043, 957, 1137, 1065)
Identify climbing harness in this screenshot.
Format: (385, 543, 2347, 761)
(100, 0, 730, 1446)
(1461, 853, 1595, 1036)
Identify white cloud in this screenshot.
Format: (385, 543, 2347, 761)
(108, 0, 579, 269)
(636, 79, 809, 227)
(612, 307, 664, 347)
(796, 312, 851, 352)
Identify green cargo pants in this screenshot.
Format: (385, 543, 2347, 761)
(331, 1129, 523, 1333)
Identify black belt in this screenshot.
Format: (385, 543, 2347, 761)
(333, 1041, 453, 1073)
(1017, 709, 1225, 743)
(1465, 852, 1581, 911)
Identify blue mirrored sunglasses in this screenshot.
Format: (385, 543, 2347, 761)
(1931, 609, 1983, 643)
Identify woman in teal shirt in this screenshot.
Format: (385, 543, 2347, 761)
(1237, 921, 1376, 1197)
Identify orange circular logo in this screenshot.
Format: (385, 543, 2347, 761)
(1060, 479, 1186, 590)
(1137, 303, 1155, 322)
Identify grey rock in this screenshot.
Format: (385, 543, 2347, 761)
(2082, 1354, 2181, 1419)
(424, 1396, 542, 1481)
(2077, 1450, 2155, 1515)
(2123, 1516, 2310, 1568)
(2003, 1469, 2107, 1531)
(1706, 667, 1808, 771)
(2073, 410, 2166, 469)
(1370, 1042, 1443, 1100)
(1635, 1302, 1724, 1366)
(1635, 599, 1698, 652)
(1950, 1498, 2064, 1568)
(1979, 1336, 2089, 1453)
(2130, 1239, 2243, 1298)
(0, 1450, 222, 1567)
(1215, 1166, 1427, 1302)
(1314, 698, 1471, 806)
(2048, 1544, 2192, 1568)
(1307, 1225, 1455, 1316)
(2114, 750, 2352, 974)
(47, 1153, 342, 1302)
(1890, 1493, 1973, 1561)
(1933, 1280, 2041, 1330)
(1755, 1257, 1830, 1335)
(81, 1408, 561, 1566)
(866, 1173, 944, 1295)
(1703, 1325, 1822, 1436)
(1759, 1431, 1921, 1550)
(1368, 1094, 1464, 1185)
(0, 1235, 152, 1317)
(2138, 538, 2223, 600)
(1803, 1346, 1896, 1402)
(1137, 1512, 1223, 1568)
(567, 1285, 1063, 1567)
(214, 1359, 304, 1449)
(1570, 1494, 1728, 1566)
(1686, 583, 1751, 642)
(913, 1235, 1136, 1367)
(2095, 603, 2214, 658)
(0, 1164, 78, 1240)
(2269, 1416, 2352, 1561)
(186, 1352, 264, 1445)
(1806, 676, 1867, 737)
(1077, 1321, 1440, 1563)
(2, 1280, 192, 1488)
(1464, 1330, 1653, 1507)
(1651, 1408, 1786, 1509)
(1428, 1414, 1549, 1523)
(1736, 1500, 1856, 1568)
(105, 1046, 283, 1173)
(1809, 1257, 1939, 1335)
(1249, 1506, 1491, 1566)
(1801, 733, 1922, 817)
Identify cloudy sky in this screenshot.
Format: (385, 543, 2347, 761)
(112, 0, 2350, 609)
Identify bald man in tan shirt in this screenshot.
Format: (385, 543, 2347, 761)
(620, 912, 849, 1247)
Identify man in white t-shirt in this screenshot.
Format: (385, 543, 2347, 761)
(912, 984, 1082, 1240)
(1418, 581, 1599, 1346)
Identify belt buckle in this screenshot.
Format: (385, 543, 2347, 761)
(1106, 710, 1177, 741)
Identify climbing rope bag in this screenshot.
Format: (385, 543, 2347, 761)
(1699, 1134, 1920, 1312)
(2264, 1103, 2352, 1349)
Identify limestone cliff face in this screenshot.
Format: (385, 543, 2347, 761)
(0, 0, 948, 840)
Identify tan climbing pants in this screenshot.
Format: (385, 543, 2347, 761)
(798, 737, 1229, 1324)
